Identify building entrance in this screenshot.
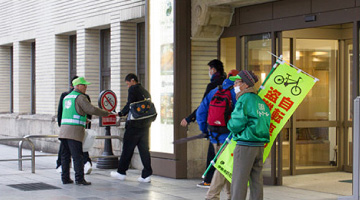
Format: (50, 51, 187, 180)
(222, 23, 355, 184)
(281, 24, 353, 176)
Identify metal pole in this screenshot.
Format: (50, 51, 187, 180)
(354, 97, 360, 199)
(29, 140, 35, 173)
(18, 140, 23, 171)
(339, 96, 360, 200)
(96, 126, 118, 169)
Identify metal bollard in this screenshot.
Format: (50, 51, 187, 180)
(339, 96, 360, 200)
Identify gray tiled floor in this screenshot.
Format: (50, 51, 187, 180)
(0, 144, 348, 199)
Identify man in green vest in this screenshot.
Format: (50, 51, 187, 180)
(59, 77, 110, 185)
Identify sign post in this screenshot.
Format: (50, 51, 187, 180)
(96, 90, 118, 169)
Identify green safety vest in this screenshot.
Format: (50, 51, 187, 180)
(61, 90, 87, 127)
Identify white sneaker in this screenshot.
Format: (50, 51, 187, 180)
(56, 166, 62, 173)
(110, 171, 126, 180)
(138, 176, 151, 183)
(84, 162, 92, 175)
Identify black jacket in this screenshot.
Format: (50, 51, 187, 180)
(57, 88, 92, 128)
(119, 83, 150, 116)
(185, 72, 226, 123)
(118, 83, 152, 128)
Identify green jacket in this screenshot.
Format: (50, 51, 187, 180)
(227, 92, 270, 145)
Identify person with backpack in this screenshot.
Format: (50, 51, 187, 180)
(180, 59, 226, 188)
(196, 70, 238, 200)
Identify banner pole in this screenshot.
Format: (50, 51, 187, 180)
(202, 133, 232, 178)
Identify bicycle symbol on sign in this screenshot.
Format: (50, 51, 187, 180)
(274, 73, 302, 96)
(104, 96, 115, 107)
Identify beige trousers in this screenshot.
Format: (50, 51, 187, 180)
(205, 143, 231, 200)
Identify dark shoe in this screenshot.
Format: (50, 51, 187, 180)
(76, 180, 91, 185)
(62, 179, 74, 184)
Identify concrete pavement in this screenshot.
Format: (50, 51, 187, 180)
(0, 144, 345, 199)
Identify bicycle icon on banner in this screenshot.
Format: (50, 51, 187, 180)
(274, 73, 302, 96)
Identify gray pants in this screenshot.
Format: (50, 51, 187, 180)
(231, 145, 264, 200)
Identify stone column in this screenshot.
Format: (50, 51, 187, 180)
(77, 29, 100, 106)
(54, 35, 71, 113)
(0, 46, 11, 112)
(13, 42, 31, 113)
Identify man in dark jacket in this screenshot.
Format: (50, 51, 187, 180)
(111, 73, 153, 183)
(56, 76, 93, 175)
(180, 59, 226, 188)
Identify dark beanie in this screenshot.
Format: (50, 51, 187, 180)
(239, 70, 258, 87)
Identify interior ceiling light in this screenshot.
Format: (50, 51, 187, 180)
(312, 51, 328, 56)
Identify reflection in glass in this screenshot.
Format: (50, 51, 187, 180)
(220, 37, 236, 74)
(295, 127, 337, 168)
(295, 39, 338, 121)
(245, 33, 272, 90)
(244, 33, 273, 176)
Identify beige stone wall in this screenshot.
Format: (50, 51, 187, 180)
(0, 0, 145, 116)
(187, 40, 218, 178)
(0, 0, 145, 170)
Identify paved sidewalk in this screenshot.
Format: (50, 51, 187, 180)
(0, 144, 342, 200)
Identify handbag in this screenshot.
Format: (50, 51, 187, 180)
(128, 98, 157, 121)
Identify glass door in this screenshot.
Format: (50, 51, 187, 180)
(345, 40, 353, 170)
(282, 24, 353, 175)
(293, 39, 338, 171)
(242, 32, 282, 185)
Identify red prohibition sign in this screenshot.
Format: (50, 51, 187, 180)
(100, 91, 117, 112)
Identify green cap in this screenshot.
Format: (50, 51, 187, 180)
(72, 77, 91, 86)
(229, 75, 242, 81)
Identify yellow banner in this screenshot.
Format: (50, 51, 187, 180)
(215, 63, 317, 183)
(259, 63, 316, 161)
(213, 140, 236, 183)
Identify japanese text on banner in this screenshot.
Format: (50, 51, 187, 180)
(214, 63, 317, 183)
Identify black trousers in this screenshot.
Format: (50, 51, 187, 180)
(56, 147, 91, 168)
(117, 126, 152, 178)
(59, 139, 84, 182)
(204, 141, 216, 183)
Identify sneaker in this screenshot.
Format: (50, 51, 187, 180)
(56, 166, 62, 173)
(110, 171, 126, 180)
(138, 176, 151, 183)
(84, 162, 92, 175)
(197, 181, 210, 188)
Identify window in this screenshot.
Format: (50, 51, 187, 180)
(10, 46, 13, 113)
(137, 22, 146, 86)
(31, 42, 36, 114)
(100, 29, 111, 91)
(69, 35, 77, 82)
